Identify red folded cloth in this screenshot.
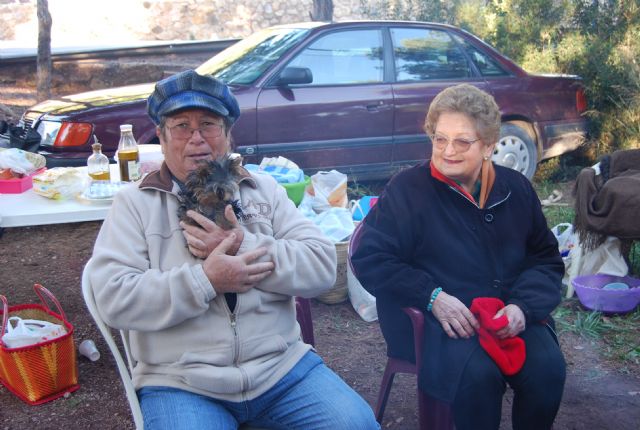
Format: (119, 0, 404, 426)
(470, 297, 526, 375)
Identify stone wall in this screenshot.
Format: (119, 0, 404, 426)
(1, 0, 366, 43)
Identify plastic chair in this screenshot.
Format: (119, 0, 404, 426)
(81, 258, 144, 429)
(348, 223, 454, 429)
(82, 258, 314, 429)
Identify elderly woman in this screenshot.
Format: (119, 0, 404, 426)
(351, 84, 565, 430)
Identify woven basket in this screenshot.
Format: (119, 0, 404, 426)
(316, 241, 349, 304)
(0, 285, 80, 405)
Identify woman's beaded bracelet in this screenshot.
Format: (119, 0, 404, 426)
(427, 287, 443, 312)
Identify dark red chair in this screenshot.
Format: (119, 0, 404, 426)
(295, 297, 315, 347)
(348, 222, 454, 429)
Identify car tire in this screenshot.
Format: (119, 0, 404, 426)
(493, 123, 537, 179)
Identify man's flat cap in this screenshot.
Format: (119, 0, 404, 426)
(147, 70, 240, 125)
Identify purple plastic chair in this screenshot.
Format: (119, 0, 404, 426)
(295, 297, 315, 347)
(348, 222, 454, 430)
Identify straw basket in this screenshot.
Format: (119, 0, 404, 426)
(0, 284, 80, 405)
(316, 241, 349, 304)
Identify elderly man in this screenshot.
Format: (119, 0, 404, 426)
(89, 70, 379, 430)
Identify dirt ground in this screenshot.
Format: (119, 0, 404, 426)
(0, 214, 639, 430)
(1, 77, 639, 430)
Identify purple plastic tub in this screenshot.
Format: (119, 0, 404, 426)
(572, 274, 640, 314)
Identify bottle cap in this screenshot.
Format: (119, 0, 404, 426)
(91, 143, 102, 151)
(120, 124, 133, 132)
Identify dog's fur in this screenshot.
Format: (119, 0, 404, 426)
(177, 155, 244, 230)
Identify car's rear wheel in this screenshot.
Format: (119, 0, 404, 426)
(493, 123, 537, 179)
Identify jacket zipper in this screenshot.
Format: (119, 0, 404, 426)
(229, 312, 249, 397)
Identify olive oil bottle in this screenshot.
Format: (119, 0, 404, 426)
(87, 136, 111, 181)
(117, 124, 140, 182)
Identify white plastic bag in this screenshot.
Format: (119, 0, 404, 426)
(2, 317, 67, 349)
(308, 170, 348, 213)
(551, 223, 578, 257)
(347, 263, 378, 322)
(0, 148, 40, 175)
(313, 207, 355, 243)
(564, 236, 629, 296)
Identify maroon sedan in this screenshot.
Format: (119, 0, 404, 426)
(20, 21, 587, 179)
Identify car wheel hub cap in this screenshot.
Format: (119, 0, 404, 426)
(493, 135, 530, 174)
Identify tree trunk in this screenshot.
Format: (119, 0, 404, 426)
(36, 0, 52, 102)
(310, 0, 334, 22)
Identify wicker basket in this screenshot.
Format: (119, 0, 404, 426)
(0, 284, 80, 405)
(316, 240, 349, 304)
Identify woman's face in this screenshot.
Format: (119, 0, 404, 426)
(430, 111, 495, 191)
(157, 109, 230, 183)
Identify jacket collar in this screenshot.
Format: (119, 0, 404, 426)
(428, 161, 510, 209)
(139, 160, 258, 193)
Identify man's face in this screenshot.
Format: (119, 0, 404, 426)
(157, 109, 229, 183)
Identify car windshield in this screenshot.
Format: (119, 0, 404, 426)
(197, 27, 310, 85)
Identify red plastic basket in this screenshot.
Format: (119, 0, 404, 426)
(0, 284, 80, 405)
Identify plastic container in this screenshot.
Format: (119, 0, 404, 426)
(572, 274, 640, 314)
(281, 175, 310, 206)
(0, 172, 36, 194)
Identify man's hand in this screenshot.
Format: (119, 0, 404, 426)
(494, 304, 526, 339)
(432, 291, 479, 339)
(202, 233, 274, 294)
(181, 206, 244, 258)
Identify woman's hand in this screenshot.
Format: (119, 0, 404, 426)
(202, 233, 274, 294)
(431, 291, 479, 339)
(494, 304, 526, 338)
(181, 206, 244, 258)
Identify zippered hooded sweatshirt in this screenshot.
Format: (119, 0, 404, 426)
(89, 163, 336, 401)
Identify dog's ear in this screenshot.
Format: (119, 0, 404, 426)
(227, 155, 245, 181)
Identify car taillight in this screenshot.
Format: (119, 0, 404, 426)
(54, 122, 93, 147)
(576, 88, 587, 114)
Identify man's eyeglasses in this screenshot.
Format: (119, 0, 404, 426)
(168, 122, 224, 140)
(430, 133, 481, 153)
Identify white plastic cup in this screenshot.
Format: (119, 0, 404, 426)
(79, 339, 100, 361)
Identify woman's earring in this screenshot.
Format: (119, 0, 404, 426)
(483, 155, 490, 161)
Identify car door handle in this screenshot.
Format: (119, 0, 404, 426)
(366, 101, 385, 111)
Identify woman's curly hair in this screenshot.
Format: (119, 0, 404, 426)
(424, 84, 501, 146)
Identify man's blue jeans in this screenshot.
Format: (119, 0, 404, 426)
(138, 351, 380, 430)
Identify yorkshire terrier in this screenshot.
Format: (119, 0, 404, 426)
(177, 155, 245, 230)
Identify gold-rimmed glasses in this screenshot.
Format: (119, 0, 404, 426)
(168, 122, 224, 141)
(430, 133, 481, 153)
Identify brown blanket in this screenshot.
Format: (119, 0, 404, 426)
(573, 148, 640, 251)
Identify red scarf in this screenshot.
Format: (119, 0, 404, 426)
(430, 159, 495, 208)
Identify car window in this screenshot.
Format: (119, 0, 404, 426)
(390, 27, 470, 81)
(452, 34, 508, 77)
(197, 27, 310, 85)
(286, 29, 384, 85)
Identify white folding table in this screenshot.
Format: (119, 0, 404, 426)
(0, 165, 119, 228)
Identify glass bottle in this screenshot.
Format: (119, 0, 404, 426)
(117, 124, 140, 182)
(87, 136, 111, 181)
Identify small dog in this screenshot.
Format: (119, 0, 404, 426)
(177, 155, 244, 230)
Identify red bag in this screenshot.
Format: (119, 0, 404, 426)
(0, 284, 80, 405)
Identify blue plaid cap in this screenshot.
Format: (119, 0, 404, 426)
(147, 70, 240, 125)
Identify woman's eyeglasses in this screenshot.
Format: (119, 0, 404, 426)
(168, 122, 224, 140)
(430, 133, 481, 153)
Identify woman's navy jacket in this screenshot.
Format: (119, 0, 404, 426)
(351, 161, 563, 401)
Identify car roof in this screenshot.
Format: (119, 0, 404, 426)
(271, 20, 461, 31)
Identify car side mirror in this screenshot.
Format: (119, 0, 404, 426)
(276, 67, 312, 86)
